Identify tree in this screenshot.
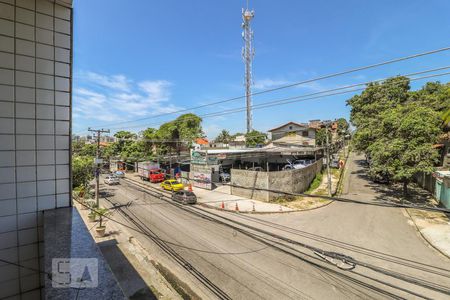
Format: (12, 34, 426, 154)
(336, 118, 349, 137)
(72, 156, 94, 189)
(245, 130, 266, 147)
(120, 141, 148, 162)
(368, 103, 441, 195)
(215, 129, 232, 144)
(315, 128, 332, 146)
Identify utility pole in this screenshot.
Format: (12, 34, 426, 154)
(242, 3, 255, 133)
(325, 123, 332, 196)
(88, 128, 110, 208)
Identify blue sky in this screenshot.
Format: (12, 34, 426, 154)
(72, 0, 450, 138)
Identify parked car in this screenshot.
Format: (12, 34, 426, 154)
(219, 172, 231, 182)
(171, 190, 197, 204)
(140, 169, 165, 183)
(114, 171, 125, 178)
(161, 179, 184, 192)
(104, 176, 119, 185)
(283, 159, 313, 170)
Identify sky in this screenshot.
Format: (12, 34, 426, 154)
(72, 0, 450, 139)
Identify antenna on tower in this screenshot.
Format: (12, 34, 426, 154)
(242, 2, 255, 133)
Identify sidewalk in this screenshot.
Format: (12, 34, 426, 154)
(193, 184, 294, 213)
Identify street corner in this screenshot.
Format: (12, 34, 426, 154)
(421, 224, 450, 258)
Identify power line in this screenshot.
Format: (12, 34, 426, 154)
(89, 45, 450, 128)
(98, 68, 450, 131)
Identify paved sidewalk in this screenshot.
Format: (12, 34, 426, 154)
(192, 184, 294, 213)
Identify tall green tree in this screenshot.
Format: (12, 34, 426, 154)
(336, 118, 350, 137)
(315, 128, 332, 146)
(245, 130, 266, 147)
(215, 129, 232, 144)
(72, 156, 94, 189)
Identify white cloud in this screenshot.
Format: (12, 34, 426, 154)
(253, 78, 292, 90)
(79, 71, 132, 92)
(74, 71, 182, 129)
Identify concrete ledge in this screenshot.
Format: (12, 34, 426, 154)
(44, 207, 125, 299)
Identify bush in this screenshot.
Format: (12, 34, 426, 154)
(306, 172, 323, 193)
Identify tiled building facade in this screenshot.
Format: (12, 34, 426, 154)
(0, 0, 72, 298)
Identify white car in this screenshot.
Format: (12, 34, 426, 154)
(104, 176, 119, 185)
(114, 171, 125, 178)
(283, 159, 314, 170)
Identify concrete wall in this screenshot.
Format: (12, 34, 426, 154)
(0, 0, 73, 298)
(413, 172, 436, 194)
(231, 160, 323, 201)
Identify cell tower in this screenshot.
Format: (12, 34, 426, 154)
(242, 3, 255, 133)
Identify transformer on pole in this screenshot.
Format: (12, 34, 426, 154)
(242, 4, 255, 133)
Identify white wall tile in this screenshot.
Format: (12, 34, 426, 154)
(55, 106, 69, 120)
(36, 43, 54, 60)
(0, 167, 15, 184)
(55, 164, 69, 178)
(16, 166, 36, 182)
(15, 23, 34, 41)
(15, 103, 35, 118)
(36, 150, 54, 165)
(18, 213, 36, 231)
(0, 118, 14, 134)
(0, 262, 19, 282)
(0, 151, 14, 167)
(37, 195, 54, 211)
(16, 119, 35, 134)
(0, 2, 14, 20)
(37, 165, 55, 180)
(55, 62, 69, 77)
(36, 120, 54, 134)
(55, 150, 68, 164)
(36, 59, 54, 75)
(36, 13, 52, 30)
(18, 244, 38, 261)
(55, 91, 69, 106)
(16, 7, 35, 25)
(55, 121, 69, 135)
(0, 69, 14, 85)
(17, 182, 36, 198)
(0, 19, 14, 36)
(37, 180, 54, 196)
(0, 36, 14, 52)
(0, 231, 17, 250)
(36, 0, 53, 15)
(54, 32, 70, 49)
(0, 215, 17, 233)
(16, 134, 35, 150)
(36, 104, 54, 119)
(15, 87, 35, 103)
(55, 136, 68, 149)
(16, 0, 35, 10)
(16, 55, 35, 72)
(0, 199, 16, 217)
(0, 183, 15, 200)
(16, 151, 35, 166)
(15, 39, 35, 56)
(36, 89, 53, 104)
(56, 179, 68, 194)
(55, 47, 70, 63)
(17, 197, 36, 214)
(36, 28, 53, 45)
(56, 193, 69, 207)
(0, 102, 14, 118)
(36, 74, 53, 89)
(55, 18, 70, 34)
(0, 52, 14, 69)
(0, 135, 14, 150)
(18, 228, 37, 245)
(55, 4, 70, 20)
(36, 135, 54, 149)
(15, 71, 35, 88)
(55, 76, 69, 91)
(0, 85, 14, 101)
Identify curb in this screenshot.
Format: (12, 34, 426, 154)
(198, 198, 334, 214)
(404, 207, 450, 261)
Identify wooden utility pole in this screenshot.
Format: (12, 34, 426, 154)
(88, 128, 110, 208)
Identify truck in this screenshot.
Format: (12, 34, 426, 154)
(137, 161, 165, 183)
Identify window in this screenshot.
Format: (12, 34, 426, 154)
(288, 125, 293, 130)
(302, 131, 308, 137)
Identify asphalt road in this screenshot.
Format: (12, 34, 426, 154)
(99, 155, 450, 299)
